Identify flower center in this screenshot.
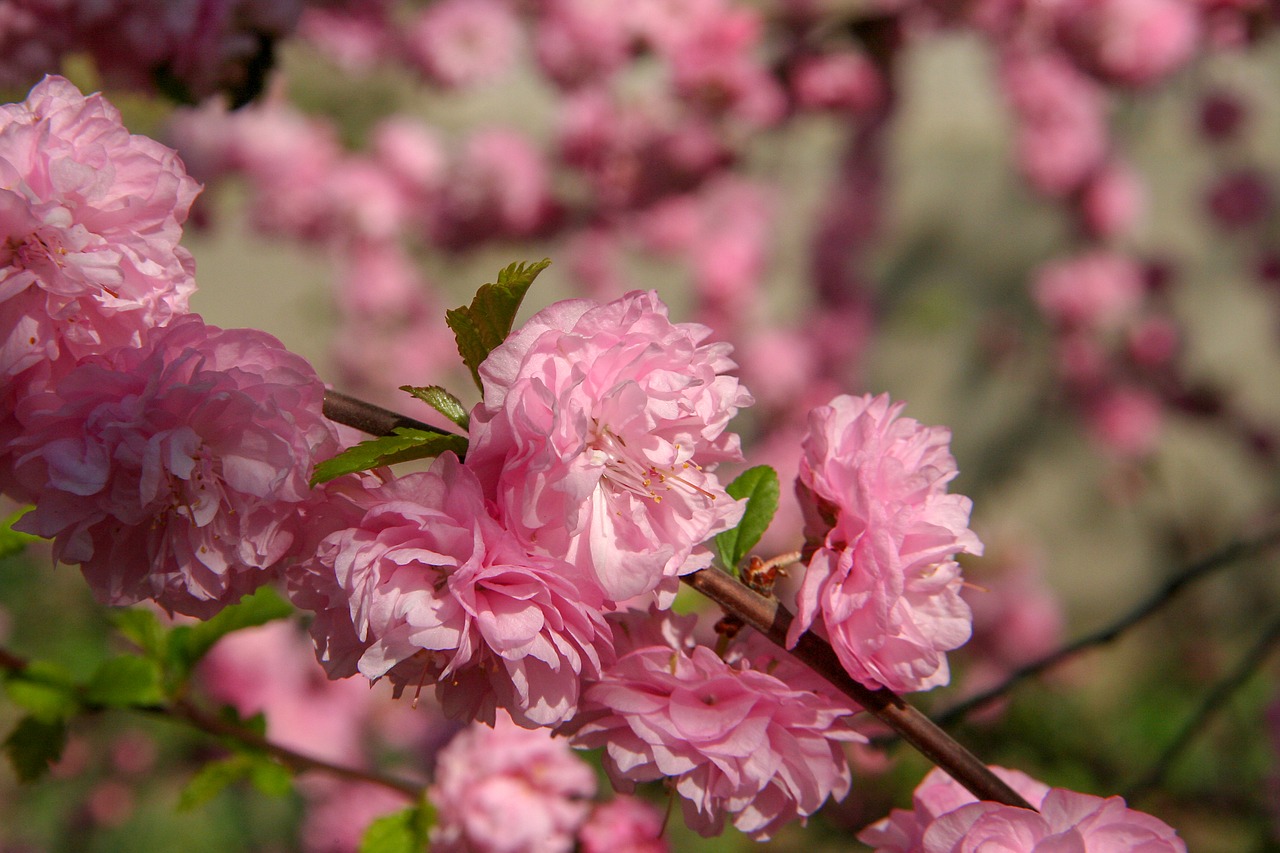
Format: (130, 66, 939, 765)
(593, 423, 717, 506)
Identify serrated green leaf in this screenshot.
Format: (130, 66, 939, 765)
(715, 466, 781, 574)
(111, 607, 168, 660)
(3, 716, 67, 782)
(0, 507, 40, 559)
(311, 428, 469, 486)
(168, 586, 294, 679)
(447, 259, 551, 390)
(359, 805, 431, 853)
(2, 661, 78, 722)
(248, 757, 294, 797)
(83, 656, 165, 707)
(178, 755, 254, 811)
(400, 385, 470, 431)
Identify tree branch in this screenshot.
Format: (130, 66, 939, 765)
(0, 645, 424, 800)
(1123, 611, 1280, 802)
(322, 390, 1036, 811)
(933, 527, 1280, 729)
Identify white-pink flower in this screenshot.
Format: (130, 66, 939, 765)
(788, 394, 982, 693)
(430, 712, 597, 853)
(10, 313, 339, 617)
(0, 74, 198, 388)
(466, 290, 753, 603)
(566, 634, 863, 840)
(859, 766, 1187, 852)
(294, 453, 614, 729)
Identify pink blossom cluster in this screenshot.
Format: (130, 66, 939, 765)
(859, 765, 1187, 851)
(565, 610, 865, 840)
(1, 77, 341, 615)
(429, 710, 597, 853)
(789, 393, 983, 693)
(0, 0, 330, 104)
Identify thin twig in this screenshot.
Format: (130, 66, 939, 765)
(323, 389, 454, 439)
(0, 645, 424, 799)
(933, 528, 1280, 729)
(1124, 612, 1280, 802)
(324, 389, 1036, 811)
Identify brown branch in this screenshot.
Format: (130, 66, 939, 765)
(0, 645, 424, 800)
(323, 389, 455, 439)
(323, 389, 1035, 811)
(1124, 611, 1280, 802)
(933, 527, 1280, 729)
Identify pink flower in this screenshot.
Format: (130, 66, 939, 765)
(859, 766, 1187, 852)
(0, 74, 198, 387)
(533, 0, 633, 88)
(297, 0, 397, 73)
(10, 313, 339, 617)
(579, 797, 670, 853)
(1078, 159, 1146, 239)
(788, 394, 982, 693)
(1056, 0, 1200, 87)
(1084, 384, 1164, 458)
(300, 780, 414, 853)
(565, 626, 863, 840)
(790, 51, 885, 114)
(466, 290, 752, 603)
(293, 453, 614, 728)
(404, 0, 522, 89)
(430, 712, 597, 853)
(1033, 251, 1146, 331)
(434, 129, 558, 248)
(1001, 52, 1109, 197)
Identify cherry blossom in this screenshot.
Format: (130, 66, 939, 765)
(466, 289, 752, 603)
(788, 393, 983, 693)
(292, 453, 614, 728)
(859, 765, 1188, 852)
(430, 711, 596, 853)
(9, 313, 339, 617)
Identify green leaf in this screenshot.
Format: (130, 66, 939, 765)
(311, 428, 469, 486)
(400, 385, 470, 431)
(715, 466, 781, 574)
(0, 506, 40, 559)
(2, 660, 78, 722)
(3, 716, 67, 782)
(167, 586, 294, 679)
(447, 258, 551, 390)
(178, 755, 253, 811)
(111, 607, 168, 660)
(83, 656, 165, 708)
(248, 757, 294, 797)
(359, 805, 431, 853)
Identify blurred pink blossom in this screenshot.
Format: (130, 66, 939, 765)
(466, 290, 752, 603)
(300, 780, 414, 853)
(1056, 0, 1200, 87)
(859, 765, 1187, 851)
(578, 797, 670, 853)
(1033, 250, 1145, 331)
(1001, 51, 1109, 197)
(1084, 384, 1164, 458)
(430, 712, 596, 853)
(533, 0, 633, 88)
(1205, 168, 1272, 230)
(11, 314, 339, 617)
(1077, 159, 1146, 238)
(788, 393, 982, 693)
(297, 0, 397, 72)
(790, 51, 886, 114)
(404, 0, 522, 89)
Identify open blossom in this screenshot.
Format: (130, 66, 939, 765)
(565, 621, 864, 841)
(9, 313, 339, 617)
(430, 711, 597, 853)
(466, 290, 752, 603)
(859, 765, 1187, 852)
(294, 453, 613, 728)
(404, 0, 522, 89)
(788, 394, 982, 693)
(0, 74, 198, 392)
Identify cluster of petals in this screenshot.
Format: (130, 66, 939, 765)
(578, 796, 670, 853)
(9, 313, 339, 617)
(859, 765, 1187, 852)
(1033, 250, 1146, 332)
(788, 393, 983, 693)
(466, 290, 752, 603)
(565, 611, 864, 840)
(429, 711, 597, 853)
(0, 74, 198, 397)
(293, 453, 613, 729)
